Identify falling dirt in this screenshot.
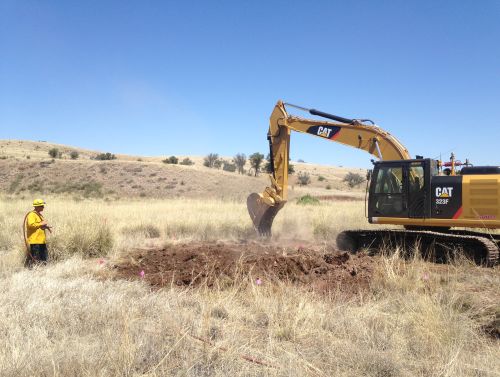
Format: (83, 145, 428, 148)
(112, 241, 377, 294)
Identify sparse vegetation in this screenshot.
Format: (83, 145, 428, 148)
(203, 153, 220, 168)
(70, 151, 79, 160)
(94, 152, 116, 160)
(162, 155, 179, 164)
(318, 175, 326, 181)
(296, 194, 320, 205)
(179, 157, 194, 166)
(8, 174, 23, 194)
(344, 172, 365, 188)
(222, 160, 236, 172)
(326, 184, 332, 190)
(297, 171, 311, 186)
(50, 181, 104, 198)
(213, 159, 223, 169)
(48, 148, 61, 158)
(27, 180, 44, 192)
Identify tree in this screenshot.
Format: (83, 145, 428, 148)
(203, 153, 220, 168)
(233, 153, 246, 174)
(343, 172, 365, 188)
(249, 152, 264, 176)
(163, 156, 178, 164)
(48, 148, 60, 158)
(297, 171, 311, 186)
(70, 151, 79, 160)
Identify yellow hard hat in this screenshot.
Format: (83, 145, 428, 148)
(33, 198, 46, 207)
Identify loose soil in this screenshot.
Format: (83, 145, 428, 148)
(113, 242, 377, 294)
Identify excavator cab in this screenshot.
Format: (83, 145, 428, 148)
(368, 159, 435, 220)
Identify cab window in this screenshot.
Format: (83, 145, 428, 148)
(375, 166, 403, 194)
(409, 163, 425, 192)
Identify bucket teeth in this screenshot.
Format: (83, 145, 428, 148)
(247, 193, 284, 237)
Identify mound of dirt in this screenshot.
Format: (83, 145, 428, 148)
(112, 242, 377, 294)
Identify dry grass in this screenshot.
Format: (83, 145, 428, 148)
(0, 196, 498, 376)
(0, 257, 498, 376)
(0, 197, 370, 268)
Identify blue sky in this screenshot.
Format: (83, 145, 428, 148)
(1, 1, 499, 167)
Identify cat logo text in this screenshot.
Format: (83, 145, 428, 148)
(317, 126, 334, 138)
(435, 187, 453, 205)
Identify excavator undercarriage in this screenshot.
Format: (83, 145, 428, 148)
(337, 229, 499, 267)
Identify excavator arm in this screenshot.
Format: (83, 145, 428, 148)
(247, 100, 412, 236)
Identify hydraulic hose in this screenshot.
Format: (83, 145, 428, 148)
(22, 211, 35, 262)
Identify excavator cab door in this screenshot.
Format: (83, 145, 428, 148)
(369, 163, 407, 217)
(407, 161, 427, 218)
(369, 159, 431, 219)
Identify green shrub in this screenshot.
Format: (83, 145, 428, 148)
(70, 151, 79, 160)
(48, 148, 60, 158)
(163, 156, 179, 164)
(296, 194, 320, 205)
(297, 172, 311, 186)
(179, 157, 194, 165)
(222, 161, 236, 172)
(94, 152, 116, 160)
(343, 172, 365, 188)
(318, 175, 326, 181)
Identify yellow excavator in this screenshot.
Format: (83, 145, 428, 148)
(248, 100, 500, 265)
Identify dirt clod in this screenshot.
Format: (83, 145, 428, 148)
(113, 242, 377, 294)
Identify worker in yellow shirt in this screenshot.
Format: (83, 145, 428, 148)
(24, 199, 52, 266)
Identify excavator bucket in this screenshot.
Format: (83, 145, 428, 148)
(247, 193, 285, 237)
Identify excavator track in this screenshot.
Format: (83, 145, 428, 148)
(336, 229, 499, 267)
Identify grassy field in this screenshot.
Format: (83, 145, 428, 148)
(0, 197, 499, 376)
(0, 197, 369, 271)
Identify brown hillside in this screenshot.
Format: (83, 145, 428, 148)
(0, 140, 366, 200)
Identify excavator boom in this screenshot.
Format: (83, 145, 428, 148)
(248, 100, 411, 235)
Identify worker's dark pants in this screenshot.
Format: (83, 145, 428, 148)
(26, 244, 48, 267)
